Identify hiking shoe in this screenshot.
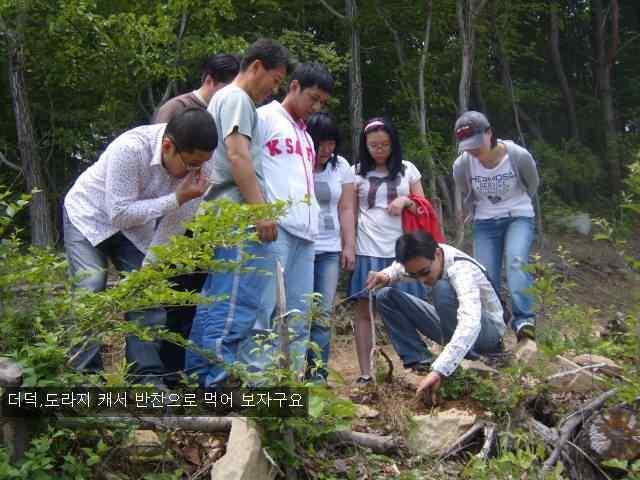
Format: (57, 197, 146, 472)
(355, 375, 373, 385)
(516, 324, 536, 342)
(405, 360, 432, 374)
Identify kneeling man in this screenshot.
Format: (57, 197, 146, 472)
(367, 231, 505, 400)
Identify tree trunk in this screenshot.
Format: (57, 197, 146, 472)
(457, 0, 473, 114)
(592, 0, 621, 192)
(495, 32, 544, 144)
(151, 11, 190, 118)
(473, 76, 488, 116)
(418, 0, 436, 197)
(455, 0, 486, 241)
(376, 0, 436, 196)
(346, 0, 363, 160)
(550, 3, 580, 141)
(456, 0, 486, 114)
(5, 19, 54, 247)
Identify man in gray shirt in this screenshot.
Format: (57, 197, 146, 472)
(186, 38, 294, 388)
(152, 53, 239, 123)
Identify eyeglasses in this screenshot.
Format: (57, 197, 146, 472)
(176, 151, 201, 173)
(405, 266, 432, 279)
(366, 142, 391, 151)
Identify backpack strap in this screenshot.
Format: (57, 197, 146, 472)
(453, 256, 509, 324)
(453, 256, 498, 296)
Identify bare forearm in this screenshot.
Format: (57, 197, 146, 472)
(226, 133, 265, 205)
(340, 206, 356, 251)
(230, 156, 265, 204)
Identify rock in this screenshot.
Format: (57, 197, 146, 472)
(566, 212, 592, 235)
(400, 371, 428, 395)
(356, 404, 380, 419)
(210, 418, 278, 480)
(129, 430, 170, 462)
(133, 430, 161, 448)
(460, 360, 500, 376)
(580, 405, 640, 462)
(547, 355, 606, 394)
(0, 357, 23, 386)
(572, 353, 622, 377)
(514, 339, 538, 363)
(407, 409, 477, 457)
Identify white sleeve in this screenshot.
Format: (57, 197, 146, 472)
(339, 157, 355, 184)
(404, 161, 422, 184)
(105, 144, 178, 230)
(431, 263, 483, 377)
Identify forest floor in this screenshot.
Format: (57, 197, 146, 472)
(103, 224, 640, 479)
(313, 224, 640, 479)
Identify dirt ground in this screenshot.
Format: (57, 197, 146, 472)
(329, 226, 639, 383)
(319, 226, 640, 477)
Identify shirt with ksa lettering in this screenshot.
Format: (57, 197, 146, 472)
(256, 100, 319, 241)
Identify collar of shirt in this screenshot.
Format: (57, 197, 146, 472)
(150, 125, 166, 168)
(270, 100, 307, 131)
(192, 89, 207, 106)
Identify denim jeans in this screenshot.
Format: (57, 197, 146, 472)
(63, 208, 167, 378)
(187, 227, 315, 388)
(473, 216, 536, 332)
(308, 251, 341, 378)
(237, 228, 315, 382)
(376, 280, 503, 367)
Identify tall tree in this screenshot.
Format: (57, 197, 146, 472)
(1, 6, 54, 246)
(592, 0, 621, 192)
(549, 1, 580, 142)
(319, 0, 363, 157)
(456, 0, 487, 114)
(373, 0, 437, 197)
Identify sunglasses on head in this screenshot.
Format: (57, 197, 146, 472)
(455, 125, 491, 141)
(405, 266, 432, 279)
(455, 125, 477, 141)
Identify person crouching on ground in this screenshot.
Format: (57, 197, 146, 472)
(367, 231, 506, 402)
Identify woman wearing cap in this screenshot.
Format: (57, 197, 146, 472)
(452, 111, 539, 342)
(306, 112, 356, 382)
(350, 117, 427, 384)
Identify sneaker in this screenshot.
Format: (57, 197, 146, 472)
(355, 375, 373, 385)
(516, 324, 536, 342)
(405, 360, 432, 374)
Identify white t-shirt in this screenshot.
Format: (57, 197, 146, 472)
(469, 154, 534, 220)
(354, 160, 421, 258)
(314, 156, 355, 252)
(257, 100, 318, 240)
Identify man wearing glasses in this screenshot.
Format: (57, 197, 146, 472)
(366, 231, 506, 403)
(63, 108, 217, 384)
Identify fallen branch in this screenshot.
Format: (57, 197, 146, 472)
(329, 429, 402, 454)
(440, 421, 486, 460)
(525, 416, 558, 444)
(379, 348, 394, 383)
(567, 440, 614, 480)
(476, 422, 497, 461)
(527, 416, 583, 480)
(57, 415, 400, 455)
(547, 363, 608, 381)
(542, 388, 617, 472)
(57, 415, 233, 432)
